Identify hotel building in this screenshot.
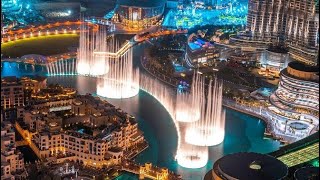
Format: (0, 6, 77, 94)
(269, 61, 319, 140)
(1, 77, 24, 121)
(232, 0, 319, 65)
(16, 91, 145, 168)
(1, 121, 27, 180)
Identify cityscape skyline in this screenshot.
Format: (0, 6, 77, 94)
(1, 0, 319, 180)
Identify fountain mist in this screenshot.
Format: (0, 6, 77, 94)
(77, 23, 108, 76)
(175, 73, 204, 122)
(139, 74, 181, 154)
(46, 59, 77, 76)
(140, 74, 210, 169)
(176, 142, 208, 169)
(185, 77, 225, 146)
(97, 44, 139, 99)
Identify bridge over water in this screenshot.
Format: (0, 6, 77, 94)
(93, 29, 188, 58)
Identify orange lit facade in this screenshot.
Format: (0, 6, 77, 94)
(114, 0, 165, 30)
(15, 93, 145, 168)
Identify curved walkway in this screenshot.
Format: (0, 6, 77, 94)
(2, 21, 98, 44)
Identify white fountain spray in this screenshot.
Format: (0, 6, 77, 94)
(139, 74, 181, 154)
(77, 23, 108, 76)
(97, 40, 139, 99)
(175, 73, 204, 122)
(185, 77, 226, 146)
(176, 141, 209, 169)
(46, 59, 76, 76)
(140, 73, 210, 169)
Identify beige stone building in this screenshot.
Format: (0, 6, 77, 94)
(16, 94, 145, 168)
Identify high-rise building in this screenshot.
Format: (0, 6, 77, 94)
(246, 0, 319, 65)
(269, 61, 319, 140)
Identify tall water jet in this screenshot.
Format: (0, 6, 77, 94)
(176, 121, 209, 169)
(97, 44, 139, 99)
(175, 73, 204, 122)
(176, 142, 208, 169)
(77, 22, 108, 76)
(139, 74, 181, 155)
(46, 59, 77, 76)
(185, 77, 226, 146)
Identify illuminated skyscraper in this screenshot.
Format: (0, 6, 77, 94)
(246, 0, 319, 65)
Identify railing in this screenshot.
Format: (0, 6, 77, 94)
(2, 21, 99, 44)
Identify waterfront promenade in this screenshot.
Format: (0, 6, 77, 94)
(139, 54, 315, 144)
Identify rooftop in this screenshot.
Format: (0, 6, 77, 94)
(215, 152, 288, 180)
(288, 61, 319, 73)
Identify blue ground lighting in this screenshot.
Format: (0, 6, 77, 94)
(2, 0, 44, 28)
(163, 2, 248, 29)
(177, 81, 190, 93)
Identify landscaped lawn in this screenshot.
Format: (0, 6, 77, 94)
(1, 34, 79, 58)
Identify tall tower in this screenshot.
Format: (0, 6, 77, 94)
(246, 0, 319, 65)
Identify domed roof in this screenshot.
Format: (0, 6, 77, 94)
(288, 61, 319, 72)
(117, 0, 166, 8)
(216, 152, 288, 180)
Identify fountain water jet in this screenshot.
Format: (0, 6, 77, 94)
(46, 59, 77, 76)
(97, 44, 139, 99)
(175, 73, 204, 122)
(77, 22, 108, 76)
(185, 77, 226, 146)
(139, 74, 181, 155)
(176, 142, 208, 169)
